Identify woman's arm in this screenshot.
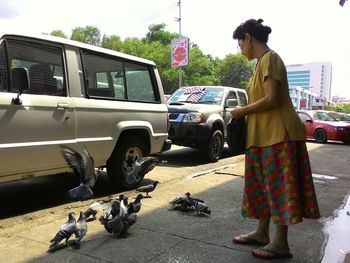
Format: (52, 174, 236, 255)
(231, 76, 279, 118)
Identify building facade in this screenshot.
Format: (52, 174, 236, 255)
(286, 62, 332, 104)
(289, 86, 317, 110)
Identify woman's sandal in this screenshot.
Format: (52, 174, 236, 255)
(232, 235, 269, 245)
(252, 247, 293, 259)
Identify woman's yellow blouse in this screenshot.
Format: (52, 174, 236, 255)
(246, 50, 306, 148)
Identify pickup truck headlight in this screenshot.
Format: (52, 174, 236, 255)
(183, 112, 203, 123)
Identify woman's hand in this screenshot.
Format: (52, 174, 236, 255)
(230, 106, 246, 118)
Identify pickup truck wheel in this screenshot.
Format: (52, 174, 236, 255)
(200, 129, 224, 162)
(314, 129, 327, 143)
(107, 136, 147, 190)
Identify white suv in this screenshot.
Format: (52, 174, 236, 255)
(0, 33, 171, 188)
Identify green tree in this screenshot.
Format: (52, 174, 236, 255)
(101, 34, 124, 51)
(50, 30, 67, 38)
(122, 37, 145, 57)
(70, 26, 101, 46)
(182, 47, 219, 87)
(217, 54, 254, 89)
(143, 23, 179, 45)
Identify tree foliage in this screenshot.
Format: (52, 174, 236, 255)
(143, 23, 179, 45)
(217, 54, 254, 89)
(101, 34, 123, 51)
(71, 26, 101, 46)
(50, 30, 67, 38)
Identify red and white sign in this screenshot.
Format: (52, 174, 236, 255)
(171, 37, 189, 68)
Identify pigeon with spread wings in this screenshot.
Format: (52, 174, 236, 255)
(61, 146, 98, 201)
(125, 156, 161, 187)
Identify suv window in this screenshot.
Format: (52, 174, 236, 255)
(298, 112, 311, 122)
(82, 51, 158, 102)
(6, 40, 66, 96)
(125, 62, 156, 102)
(0, 43, 7, 92)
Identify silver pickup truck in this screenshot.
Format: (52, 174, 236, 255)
(0, 33, 171, 189)
(167, 86, 247, 162)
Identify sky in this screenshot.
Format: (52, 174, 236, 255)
(1, 0, 350, 98)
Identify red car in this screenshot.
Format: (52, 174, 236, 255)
(297, 110, 350, 144)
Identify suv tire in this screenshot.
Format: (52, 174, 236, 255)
(107, 136, 148, 189)
(200, 129, 224, 162)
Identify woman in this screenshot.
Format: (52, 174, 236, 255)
(230, 18, 320, 260)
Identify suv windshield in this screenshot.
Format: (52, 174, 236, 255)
(168, 87, 224, 105)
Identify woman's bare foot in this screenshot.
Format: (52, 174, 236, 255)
(252, 243, 292, 259)
(232, 231, 270, 245)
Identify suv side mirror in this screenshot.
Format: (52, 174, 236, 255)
(11, 68, 30, 105)
(305, 119, 312, 123)
(225, 98, 238, 108)
(12, 68, 30, 92)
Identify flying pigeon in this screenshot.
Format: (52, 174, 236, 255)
(72, 211, 88, 249)
(48, 212, 77, 252)
(125, 156, 161, 186)
(135, 181, 159, 197)
(60, 146, 98, 201)
(127, 194, 144, 214)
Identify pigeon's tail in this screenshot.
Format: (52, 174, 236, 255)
(67, 184, 94, 201)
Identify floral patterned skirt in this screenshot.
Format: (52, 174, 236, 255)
(242, 139, 321, 225)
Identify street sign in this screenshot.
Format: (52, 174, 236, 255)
(171, 37, 189, 68)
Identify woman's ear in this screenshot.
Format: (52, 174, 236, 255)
(245, 33, 252, 44)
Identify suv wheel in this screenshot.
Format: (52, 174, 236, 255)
(107, 136, 147, 189)
(314, 129, 327, 143)
(200, 129, 224, 162)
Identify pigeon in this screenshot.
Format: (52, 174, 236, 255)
(61, 146, 98, 201)
(127, 194, 144, 214)
(191, 200, 211, 216)
(120, 213, 137, 236)
(136, 181, 159, 197)
(110, 199, 121, 218)
(48, 212, 77, 252)
(169, 192, 193, 211)
(119, 195, 129, 218)
(104, 214, 124, 235)
(125, 156, 161, 186)
(72, 211, 88, 248)
(84, 199, 112, 221)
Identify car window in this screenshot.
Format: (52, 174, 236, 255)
(237, 91, 248, 106)
(82, 51, 125, 99)
(6, 40, 66, 96)
(125, 62, 157, 102)
(298, 112, 311, 122)
(0, 43, 7, 92)
(314, 112, 333, 121)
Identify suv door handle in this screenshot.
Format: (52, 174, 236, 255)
(57, 103, 68, 110)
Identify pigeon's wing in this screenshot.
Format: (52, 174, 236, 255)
(136, 184, 153, 193)
(125, 170, 138, 186)
(67, 184, 94, 201)
(81, 147, 96, 188)
(61, 146, 83, 180)
(137, 156, 161, 177)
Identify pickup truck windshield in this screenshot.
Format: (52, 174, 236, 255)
(168, 87, 224, 105)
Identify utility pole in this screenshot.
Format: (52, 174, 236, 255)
(176, 0, 182, 88)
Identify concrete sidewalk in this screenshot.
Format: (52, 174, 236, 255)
(0, 143, 349, 263)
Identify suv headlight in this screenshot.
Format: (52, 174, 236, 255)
(183, 112, 203, 123)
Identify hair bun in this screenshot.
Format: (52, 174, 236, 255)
(257, 18, 264, 24)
